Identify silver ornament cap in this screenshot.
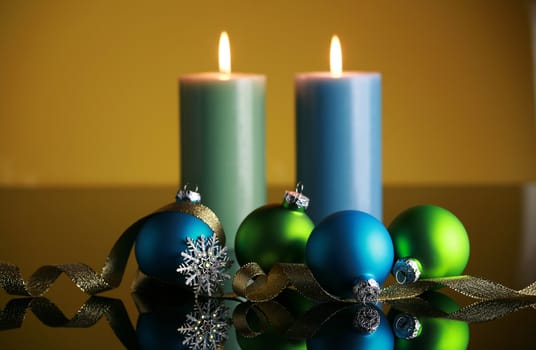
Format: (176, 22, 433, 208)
(393, 313, 422, 339)
(353, 305, 381, 334)
(352, 278, 380, 304)
(283, 182, 310, 210)
(176, 185, 202, 203)
(392, 258, 422, 284)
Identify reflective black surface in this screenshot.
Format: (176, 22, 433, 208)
(1, 185, 535, 348)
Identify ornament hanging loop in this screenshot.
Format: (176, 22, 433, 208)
(295, 181, 304, 194)
(283, 181, 310, 210)
(176, 183, 202, 203)
(183, 183, 199, 192)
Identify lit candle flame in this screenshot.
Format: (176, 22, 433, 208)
(330, 35, 342, 77)
(219, 31, 231, 76)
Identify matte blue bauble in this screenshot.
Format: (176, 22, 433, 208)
(307, 304, 394, 350)
(135, 211, 214, 284)
(305, 210, 394, 299)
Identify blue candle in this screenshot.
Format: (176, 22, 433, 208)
(296, 36, 382, 222)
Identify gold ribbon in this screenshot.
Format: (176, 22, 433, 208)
(232, 262, 338, 303)
(0, 201, 224, 297)
(232, 262, 536, 303)
(381, 275, 536, 301)
(1, 195, 535, 306)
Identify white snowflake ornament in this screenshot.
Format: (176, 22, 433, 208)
(176, 234, 232, 296)
(177, 299, 230, 350)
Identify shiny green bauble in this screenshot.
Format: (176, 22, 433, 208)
(235, 190, 314, 272)
(388, 205, 470, 282)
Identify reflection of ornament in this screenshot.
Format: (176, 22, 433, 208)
(177, 299, 230, 350)
(134, 285, 197, 350)
(353, 304, 382, 334)
(307, 304, 394, 350)
(135, 187, 225, 285)
(388, 205, 470, 284)
(235, 184, 314, 272)
(393, 313, 422, 340)
(176, 235, 232, 296)
(305, 210, 394, 302)
(390, 292, 470, 349)
(236, 290, 313, 350)
(238, 332, 306, 350)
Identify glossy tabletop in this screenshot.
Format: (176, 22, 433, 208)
(1, 185, 535, 349)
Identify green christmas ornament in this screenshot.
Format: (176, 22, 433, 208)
(388, 205, 470, 284)
(234, 184, 315, 272)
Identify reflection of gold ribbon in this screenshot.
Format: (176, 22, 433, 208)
(0, 296, 138, 349)
(389, 296, 536, 323)
(232, 262, 536, 303)
(232, 297, 536, 339)
(233, 300, 352, 339)
(2, 294, 534, 345)
(0, 201, 224, 297)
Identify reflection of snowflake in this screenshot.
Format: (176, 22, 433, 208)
(176, 235, 232, 296)
(177, 299, 230, 350)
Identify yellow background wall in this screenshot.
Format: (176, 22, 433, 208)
(1, 0, 535, 187)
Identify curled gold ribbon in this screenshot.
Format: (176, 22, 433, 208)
(232, 262, 536, 303)
(232, 262, 337, 303)
(0, 201, 224, 297)
(381, 275, 536, 301)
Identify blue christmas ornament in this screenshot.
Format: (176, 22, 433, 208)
(135, 187, 225, 285)
(305, 210, 394, 302)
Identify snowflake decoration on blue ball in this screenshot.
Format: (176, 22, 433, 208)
(177, 299, 230, 350)
(176, 234, 232, 296)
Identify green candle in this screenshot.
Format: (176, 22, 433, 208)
(179, 32, 266, 244)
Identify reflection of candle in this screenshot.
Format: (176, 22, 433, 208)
(179, 32, 266, 243)
(296, 35, 382, 222)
